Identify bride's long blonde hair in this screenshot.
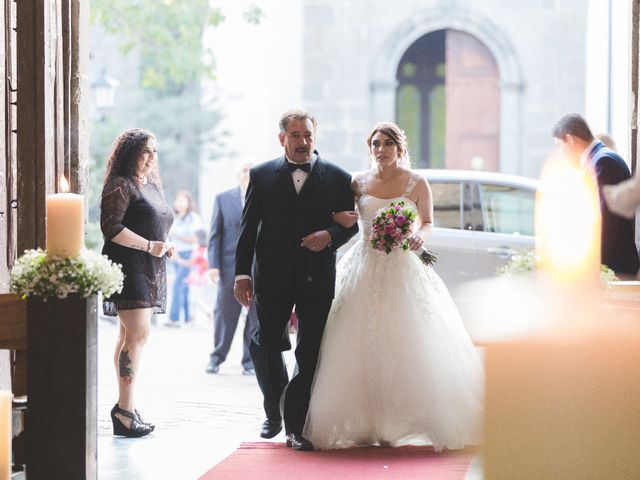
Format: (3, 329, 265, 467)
(366, 121, 411, 167)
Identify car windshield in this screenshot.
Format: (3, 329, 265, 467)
(479, 183, 535, 236)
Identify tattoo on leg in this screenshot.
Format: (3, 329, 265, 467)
(119, 349, 133, 385)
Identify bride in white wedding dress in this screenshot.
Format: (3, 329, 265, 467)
(303, 122, 483, 451)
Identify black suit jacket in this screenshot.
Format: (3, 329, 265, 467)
(235, 154, 358, 298)
(587, 141, 640, 275)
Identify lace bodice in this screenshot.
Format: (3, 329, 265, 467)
(354, 172, 420, 238)
(100, 175, 174, 316)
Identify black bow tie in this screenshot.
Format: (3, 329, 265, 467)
(288, 162, 311, 173)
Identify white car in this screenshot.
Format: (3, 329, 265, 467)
(420, 169, 538, 288)
(341, 169, 538, 290)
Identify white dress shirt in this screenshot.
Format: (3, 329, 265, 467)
(288, 154, 317, 193)
(580, 139, 600, 168)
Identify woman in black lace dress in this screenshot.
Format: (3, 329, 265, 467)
(100, 128, 174, 437)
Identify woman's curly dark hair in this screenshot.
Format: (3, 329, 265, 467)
(103, 128, 161, 186)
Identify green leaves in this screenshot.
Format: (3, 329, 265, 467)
(88, 0, 264, 244)
(91, 0, 225, 91)
(243, 4, 265, 25)
(91, 1, 262, 91)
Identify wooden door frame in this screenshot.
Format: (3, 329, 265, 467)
(1, 0, 89, 395)
(16, 0, 89, 255)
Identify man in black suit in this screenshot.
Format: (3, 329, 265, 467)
(552, 113, 640, 276)
(234, 109, 358, 450)
(206, 162, 257, 375)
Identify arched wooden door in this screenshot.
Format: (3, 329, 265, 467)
(396, 29, 500, 171)
(445, 29, 499, 171)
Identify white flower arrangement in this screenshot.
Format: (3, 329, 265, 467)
(10, 248, 124, 300)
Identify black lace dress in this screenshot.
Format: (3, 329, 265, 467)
(100, 176, 174, 316)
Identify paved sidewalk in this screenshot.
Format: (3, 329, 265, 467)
(97, 317, 281, 479)
(97, 318, 483, 479)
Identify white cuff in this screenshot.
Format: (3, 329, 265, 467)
(235, 275, 252, 282)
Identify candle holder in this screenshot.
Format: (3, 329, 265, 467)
(8, 249, 122, 480)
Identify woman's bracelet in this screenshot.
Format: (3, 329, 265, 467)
(146, 240, 151, 253)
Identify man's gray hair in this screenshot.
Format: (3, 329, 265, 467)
(279, 109, 317, 133)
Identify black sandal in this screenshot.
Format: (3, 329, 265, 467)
(110, 404, 153, 438)
(112, 404, 155, 431)
(135, 409, 155, 431)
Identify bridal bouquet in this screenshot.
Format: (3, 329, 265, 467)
(369, 201, 437, 266)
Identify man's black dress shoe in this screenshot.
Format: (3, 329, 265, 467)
(205, 362, 219, 374)
(285, 433, 314, 451)
(260, 419, 282, 439)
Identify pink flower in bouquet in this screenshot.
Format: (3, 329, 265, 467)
(368, 200, 438, 265)
(370, 200, 418, 254)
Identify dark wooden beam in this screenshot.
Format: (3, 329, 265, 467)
(53, 0, 65, 186)
(62, 0, 71, 186)
(0, 293, 27, 396)
(16, 0, 57, 253)
(0, 294, 26, 350)
(4, 0, 18, 274)
(69, 0, 89, 197)
(1, 0, 7, 290)
(632, 0, 639, 174)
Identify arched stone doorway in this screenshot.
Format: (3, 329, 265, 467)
(396, 29, 500, 170)
(371, 8, 523, 174)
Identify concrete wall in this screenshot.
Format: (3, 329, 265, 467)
(301, 0, 590, 177)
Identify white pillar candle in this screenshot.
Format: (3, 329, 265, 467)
(535, 154, 601, 286)
(0, 391, 11, 480)
(46, 177, 85, 257)
(483, 155, 640, 478)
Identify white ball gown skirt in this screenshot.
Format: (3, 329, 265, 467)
(303, 228, 484, 451)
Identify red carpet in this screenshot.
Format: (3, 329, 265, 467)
(199, 442, 476, 479)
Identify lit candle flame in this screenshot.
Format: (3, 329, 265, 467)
(59, 176, 70, 193)
(535, 155, 601, 284)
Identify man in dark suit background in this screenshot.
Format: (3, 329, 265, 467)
(206, 162, 258, 375)
(552, 113, 640, 277)
(234, 109, 358, 450)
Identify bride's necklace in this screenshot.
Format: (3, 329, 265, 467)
(134, 174, 148, 185)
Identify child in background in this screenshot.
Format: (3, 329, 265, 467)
(187, 229, 209, 287)
(186, 229, 212, 325)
